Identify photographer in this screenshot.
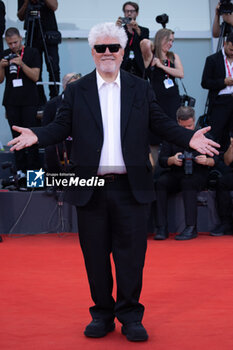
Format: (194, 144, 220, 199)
(17, 0, 60, 104)
(212, 1, 233, 38)
(154, 106, 216, 241)
(0, 27, 41, 173)
(116, 1, 149, 78)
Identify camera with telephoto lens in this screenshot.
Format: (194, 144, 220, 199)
(1, 162, 26, 190)
(219, 0, 233, 15)
(180, 94, 196, 107)
(178, 151, 195, 175)
(155, 13, 169, 28)
(120, 17, 132, 25)
(3, 53, 18, 75)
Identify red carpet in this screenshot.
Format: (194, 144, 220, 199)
(0, 233, 233, 350)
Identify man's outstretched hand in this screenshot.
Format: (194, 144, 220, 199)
(189, 126, 220, 156)
(7, 126, 38, 151)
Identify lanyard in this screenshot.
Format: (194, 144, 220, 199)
(17, 46, 24, 78)
(225, 57, 233, 78)
(129, 31, 134, 47)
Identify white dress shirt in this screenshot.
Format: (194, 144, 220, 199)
(96, 70, 126, 175)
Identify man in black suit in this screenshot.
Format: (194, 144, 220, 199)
(8, 23, 219, 342)
(116, 1, 149, 78)
(201, 32, 233, 150)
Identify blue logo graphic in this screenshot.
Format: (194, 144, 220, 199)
(27, 169, 45, 188)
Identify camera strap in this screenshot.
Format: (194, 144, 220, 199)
(17, 46, 25, 78)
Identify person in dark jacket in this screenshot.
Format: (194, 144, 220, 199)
(116, 1, 149, 78)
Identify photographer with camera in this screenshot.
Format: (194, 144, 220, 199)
(17, 0, 60, 104)
(116, 1, 149, 78)
(154, 106, 216, 241)
(212, 1, 233, 38)
(0, 27, 41, 174)
(201, 31, 233, 151)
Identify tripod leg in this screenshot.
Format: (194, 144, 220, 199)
(37, 18, 59, 97)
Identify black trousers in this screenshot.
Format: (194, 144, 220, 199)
(76, 175, 149, 325)
(5, 105, 39, 172)
(209, 95, 233, 150)
(156, 171, 207, 227)
(216, 172, 233, 223)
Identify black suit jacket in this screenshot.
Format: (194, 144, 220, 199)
(201, 50, 226, 113)
(34, 69, 193, 206)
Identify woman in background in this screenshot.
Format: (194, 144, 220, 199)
(140, 28, 184, 165)
(141, 28, 183, 121)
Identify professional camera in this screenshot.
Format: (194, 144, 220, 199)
(1, 162, 26, 190)
(155, 13, 169, 28)
(120, 17, 132, 25)
(3, 53, 18, 61)
(4, 53, 18, 75)
(28, 0, 45, 15)
(178, 151, 195, 175)
(219, 0, 233, 15)
(180, 94, 196, 107)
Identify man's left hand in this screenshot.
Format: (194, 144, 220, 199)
(189, 126, 220, 156)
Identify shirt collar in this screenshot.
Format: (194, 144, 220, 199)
(96, 70, 121, 90)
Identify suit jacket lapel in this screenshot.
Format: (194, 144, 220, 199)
(81, 70, 103, 136)
(120, 70, 136, 141)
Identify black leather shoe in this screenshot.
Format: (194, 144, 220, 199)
(175, 226, 197, 240)
(121, 321, 148, 342)
(154, 226, 168, 240)
(84, 319, 115, 338)
(0, 236, 2, 243)
(210, 223, 233, 236)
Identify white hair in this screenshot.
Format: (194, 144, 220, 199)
(88, 22, 128, 49)
(62, 72, 81, 89)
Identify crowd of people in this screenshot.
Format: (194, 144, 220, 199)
(0, 0, 232, 341)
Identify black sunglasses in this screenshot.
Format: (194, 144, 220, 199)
(94, 44, 121, 53)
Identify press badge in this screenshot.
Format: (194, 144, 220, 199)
(12, 79, 23, 87)
(129, 50, 135, 59)
(164, 78, 174, 89)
